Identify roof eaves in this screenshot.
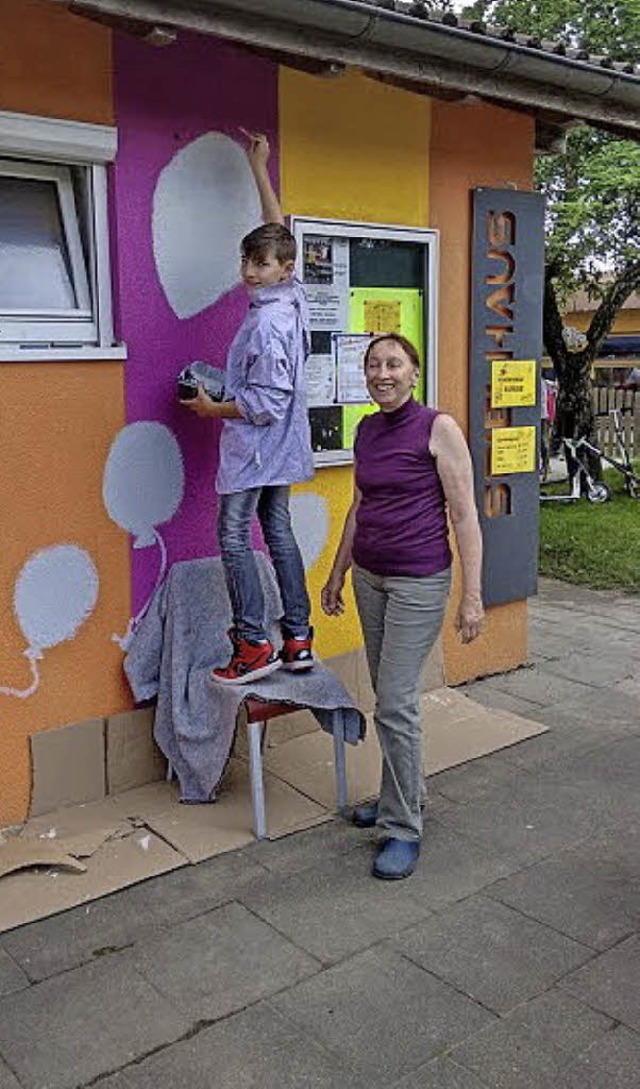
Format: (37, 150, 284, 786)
(60, 0, 640, 136)
(370, 0, 640, 77)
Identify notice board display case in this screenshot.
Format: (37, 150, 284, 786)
(289, 216, 438, 466)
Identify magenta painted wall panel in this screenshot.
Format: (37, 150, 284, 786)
(112, 32, 278, 614)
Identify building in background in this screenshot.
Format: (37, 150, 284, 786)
(565, 290, 640, 387)
(1, 0, 638, 825)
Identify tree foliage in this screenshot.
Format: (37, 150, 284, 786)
(461, 0, 640, 62)
(460, 0, 640, 442)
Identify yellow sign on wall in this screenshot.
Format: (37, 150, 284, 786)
(363, 299, 403, 334)
(351, 287, 423, 347)
(345, 286, 425, 447)
(491, 426, 537, 475)
(491, 359, 537, 408)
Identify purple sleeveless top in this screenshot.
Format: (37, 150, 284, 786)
(353, 398, 452, 578)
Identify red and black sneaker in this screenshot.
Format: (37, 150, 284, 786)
(212, 634, 281, 686)
(280, 628, 315, 672)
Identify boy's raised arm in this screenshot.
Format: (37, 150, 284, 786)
(240, 128, 284, 226)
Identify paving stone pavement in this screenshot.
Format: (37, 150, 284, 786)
(1, 577, 639, 1089)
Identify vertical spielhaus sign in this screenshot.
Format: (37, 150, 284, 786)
(469, 189, 545, 607)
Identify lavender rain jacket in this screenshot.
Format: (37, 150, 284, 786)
(216, 277, 314, 494)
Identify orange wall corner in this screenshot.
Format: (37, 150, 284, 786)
(443, 594, 528, 687)
(0, 0, 113, 124)
(429, 100, 535, 684)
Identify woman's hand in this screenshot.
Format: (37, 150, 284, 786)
(179, 383, 218, 417)
(455, 592, 485, 644)
(321, 573, 346, 616)
(240, 128, 270, 172)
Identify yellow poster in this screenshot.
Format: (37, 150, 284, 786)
(350, 287, 423, 348)
(491, 426, 537, 475)
(349, 287, 425, 420)
(363, 299, 403, 335)
(491, 359, 537, 408)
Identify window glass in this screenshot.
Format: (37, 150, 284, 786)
(0, 176, 77, 310)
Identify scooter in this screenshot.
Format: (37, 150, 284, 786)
(540, 409, 640, 504)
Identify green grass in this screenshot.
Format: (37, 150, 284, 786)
(539, 461, 640, 593)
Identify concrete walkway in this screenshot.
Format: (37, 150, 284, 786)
(1, 577, 639, 1089)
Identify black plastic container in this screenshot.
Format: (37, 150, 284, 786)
(177, 361, 225, 402)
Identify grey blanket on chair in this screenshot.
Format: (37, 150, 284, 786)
(124, 555, 366, 802)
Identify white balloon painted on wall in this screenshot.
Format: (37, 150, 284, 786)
(153, 132, 262, 320)
(0, 545, 99, 699)
(103, 421, 185, 648)
(290, 492, 330, 572)
(103, 421, 185, 546)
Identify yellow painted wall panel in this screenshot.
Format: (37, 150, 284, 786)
(280, 68, 430, 226)
(281, 68, 431, 658)
(293, 470, 362, 658)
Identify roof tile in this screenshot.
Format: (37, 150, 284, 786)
(362, 0, 640, 76)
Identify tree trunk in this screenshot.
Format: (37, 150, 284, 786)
(543, 268, 599, 476)
(554, 353, 596, 445)
(544, 259, 640, 439)
(554, 352, 601, 481)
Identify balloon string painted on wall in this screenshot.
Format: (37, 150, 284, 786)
(0, 654, 40, 700)
(103, 420, 185, 653)
(111, 529, 168, 651)
(0, 545, 99, 700)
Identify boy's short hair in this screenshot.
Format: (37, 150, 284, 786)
(241, 223, 297, 265)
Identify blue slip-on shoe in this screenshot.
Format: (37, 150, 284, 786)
(372, 838, 421, 880)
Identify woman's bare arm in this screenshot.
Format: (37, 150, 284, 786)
(321, 485, 362, 616)
(430, 414, 484, 644)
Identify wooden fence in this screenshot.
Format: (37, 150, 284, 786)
(592, 387, 639, 458)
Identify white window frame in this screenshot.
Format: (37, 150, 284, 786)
(0, 159, 95, 342)
(0, 110, 122, 359)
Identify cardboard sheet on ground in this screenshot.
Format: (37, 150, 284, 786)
(142, 759, 329, 863)
(0, 840, 87, 879)
(420, 688, 547, 772)
(264, 688, 547, 807)
(264, 723, 381, 810)
(0, 831, 184, 933)
(0, 690, 546, 932)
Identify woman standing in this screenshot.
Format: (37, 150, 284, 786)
(321, 334, 484, 880)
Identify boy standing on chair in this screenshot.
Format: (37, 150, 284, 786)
(181, 130, 314, 685)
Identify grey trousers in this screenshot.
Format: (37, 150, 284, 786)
(352, 564, 452, 842)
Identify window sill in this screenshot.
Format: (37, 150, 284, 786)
(0, 345, 128, 362)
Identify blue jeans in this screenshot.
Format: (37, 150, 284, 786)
(218, 485, 311, 642)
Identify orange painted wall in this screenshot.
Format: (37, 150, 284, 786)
(0, 5, 123, 824)
(0, 364, 131, 824)
(429, 101, 535, 683)
(0, 0, 112, 124)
